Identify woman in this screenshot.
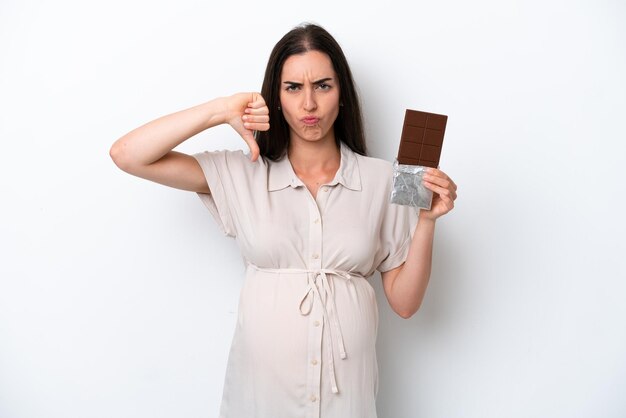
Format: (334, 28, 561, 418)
(110, 23, 456, 418)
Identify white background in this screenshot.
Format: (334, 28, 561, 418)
(1, 1, 625, 417)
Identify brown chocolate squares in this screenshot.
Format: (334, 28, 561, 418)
(397, 109, 448, 168)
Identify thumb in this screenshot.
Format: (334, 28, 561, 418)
(240, 129, 260, 162)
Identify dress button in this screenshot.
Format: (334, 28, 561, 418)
(322, 187, 329, 192)
(314, 320, 320, 327)
(311, 359, 318, 365)
(312, 253, 319, 259)
(310, 394, 317, 402)
(313, 218, 320, 224)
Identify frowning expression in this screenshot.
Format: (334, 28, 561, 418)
(279, 50, 341, 145)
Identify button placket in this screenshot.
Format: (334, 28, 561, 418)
(306, 186, 323, 417)
(305, 299, 323, 418)
(309, 204, 322, 267)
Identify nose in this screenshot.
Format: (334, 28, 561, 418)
(303, 87, 317, 112)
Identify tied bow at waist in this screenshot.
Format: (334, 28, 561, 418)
(248, 264, 365, 394)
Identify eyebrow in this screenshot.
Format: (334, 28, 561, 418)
(282, 77, 334, 86)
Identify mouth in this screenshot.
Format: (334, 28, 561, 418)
(301, 116, 320, 126)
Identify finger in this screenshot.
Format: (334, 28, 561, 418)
(429, 168, 457, 191)
(248, 93, 266, 109)
(244, 106, 269, 116)
(240, 131, 260, 162)
(426, 168, 451, 180)
(249, 143, 260, 162)
(423, 173, 452, 190)
(442, 184, 458, 201)
(243, 122, 270, 132)
(440, 187, 457, 202)
(444, 175, 457, 191)
(423, 180, 454, 202)
(428, 186, 455, 212)
(242, 114, 270, 123)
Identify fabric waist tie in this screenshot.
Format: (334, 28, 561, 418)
(247, 264, 365, 395)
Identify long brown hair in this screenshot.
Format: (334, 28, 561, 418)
(255, 23, 367, 161)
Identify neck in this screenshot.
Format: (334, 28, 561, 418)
(288, 137, 340, 173)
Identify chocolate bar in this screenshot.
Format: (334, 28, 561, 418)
(397, 109, 448, 168)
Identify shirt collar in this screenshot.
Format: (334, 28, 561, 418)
(268, 141, 362, 192)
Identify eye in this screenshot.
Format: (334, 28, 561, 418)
(285, 84, 300, 92)
(317, 83, 331, 90)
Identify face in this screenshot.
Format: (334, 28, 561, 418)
(279, 50, 341, 146)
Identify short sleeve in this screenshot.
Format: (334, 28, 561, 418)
(192, 149, 250, 238)
(375, 203, 419, 273)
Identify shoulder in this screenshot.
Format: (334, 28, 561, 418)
(194, 148, 247, 161)
(356, 153, 393, 171)
(194, 148, 269, 172)
(355, 153, 394, 185)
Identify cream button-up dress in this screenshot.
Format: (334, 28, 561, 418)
(193, 141, 418, 418)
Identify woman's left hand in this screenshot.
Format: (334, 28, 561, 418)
(419, 168, 457, 221)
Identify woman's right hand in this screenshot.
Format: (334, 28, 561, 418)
(224, 92, 270, 162)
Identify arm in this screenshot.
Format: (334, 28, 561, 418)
(381, 168, 457, 319)
(109, 93, 269, 192)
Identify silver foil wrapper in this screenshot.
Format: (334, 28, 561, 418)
(390, 160, 433, 210)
